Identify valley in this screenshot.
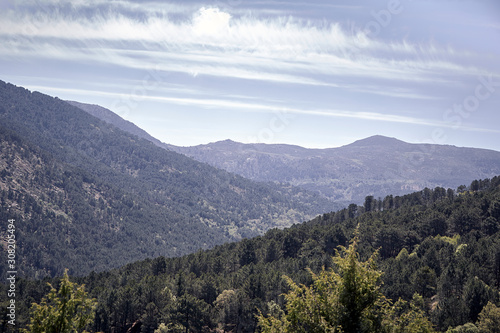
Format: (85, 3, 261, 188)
(2, 1, 499, 331)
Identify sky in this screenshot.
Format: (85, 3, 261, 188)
(1, 0, 499, 151)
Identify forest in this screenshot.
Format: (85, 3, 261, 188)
(2, 177, 500, 332)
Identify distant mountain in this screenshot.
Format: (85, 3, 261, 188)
(68, 101, 500, 206)
(167, 135, 500, 205)
(347, 135, 407, 147)
(0, 80, 333, 278)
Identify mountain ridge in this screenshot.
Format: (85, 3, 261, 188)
(67, 100, 500, 205)
(342, 135, 408, 148)
(168, 137, 500, 204)
(0, 80, 333, 277)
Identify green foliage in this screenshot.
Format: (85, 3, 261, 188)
(384, 294, 436, 333)
(258, 233, 385, 332)
(446, 323, 479, 333)
(5, 177, 500, 332)
(154, 322, 185, 333)
(0, 80, 331, 278)
(258, 235, 435, 333)
(476, 302, 500, 333)
(22, 270, 97, 333)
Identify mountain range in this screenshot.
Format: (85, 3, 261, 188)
(167, 137, 500, 204)
(0, 81, 332, 278)
(68, 101, 500, 205)
(2, 81, 500, 332)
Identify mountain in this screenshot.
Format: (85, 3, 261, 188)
(347, 134, 407, 147)
(67, 100, 500, 206)
(66, 100, 168, 150)
(0, 80, 333, 278)
(166, 135, 500, 205)
(7, 177, 500, 332)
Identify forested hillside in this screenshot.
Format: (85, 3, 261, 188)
(0, 81, 333, 278)
(0, 124, 231, 278)
(66, 100, 167, 149)
(4, 177, 500, 332)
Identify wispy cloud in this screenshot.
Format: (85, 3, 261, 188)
(2, 0, 498, 151)
(0, 1, 491, 91)
(23, 84, 499, 135)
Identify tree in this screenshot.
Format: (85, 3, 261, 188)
(462, 277, 496, 323)
(22, 269, 97, 333)
(489, 200, 500, 220)
(258, 233, 386, 332)
(258, 233, 436, 333)
(476, 302, 500, 333)
(154, 322, 185, 333)
(445, 323, 479, 333)
(335, 236, 385, 332)
(411, 266, 437, 299)
(347, 203, 358, 219)
(384, 294, 436, 333)
(364, 196, 375, 212)
(213, 289, 239, 332)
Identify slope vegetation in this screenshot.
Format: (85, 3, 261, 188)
(68, 101, 500, 206)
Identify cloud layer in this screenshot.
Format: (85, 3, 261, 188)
(1, 1, 491, 88)
(1, 0, 499, 148)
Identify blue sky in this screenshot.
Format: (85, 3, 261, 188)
(1, 0, 499, 150)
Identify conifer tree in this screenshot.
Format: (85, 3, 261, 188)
(258, 233, 386, 332)
(22, 270, 97, 333)
(258, 233, 436, 333)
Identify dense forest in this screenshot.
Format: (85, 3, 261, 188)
(2, 177, 500, 332)
(0, 80, 334, 278)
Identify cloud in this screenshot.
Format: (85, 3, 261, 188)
(23, 83, 498, 135)
(0, 2, 489, 87)
(1, 0, 498, 120)
(192, 7, 231, 36)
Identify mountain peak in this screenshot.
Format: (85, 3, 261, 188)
(219, 139, 238, 144)
(207, 139, 242, 148)
(346, 135, 406, 147)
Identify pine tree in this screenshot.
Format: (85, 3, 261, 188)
(477, 302, 500, 333)
(258, 233, 385, 332)
(22, 269, 97, 333)
(257, 232, 436, 333)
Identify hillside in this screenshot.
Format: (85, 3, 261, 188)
(167, 136, 500, 204)
(5, 177, 500, 332)
(0, 80, 333, 278)
(66, 101, 168, 150)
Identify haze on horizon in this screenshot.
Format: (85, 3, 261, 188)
(0, 0, 499, 151)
